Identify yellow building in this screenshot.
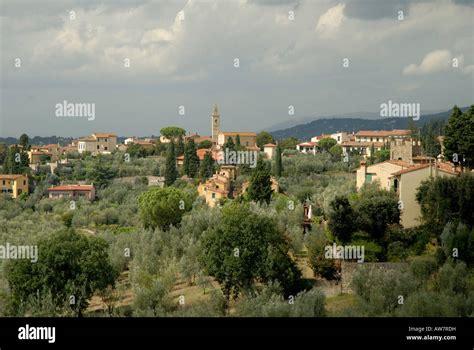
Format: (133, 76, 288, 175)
(0, 174, 29, 198)
(389, 162, 458, 228)
(77, 133, 117, 155)
(197, 166, 239, 207)
(356, 160, 411, 191)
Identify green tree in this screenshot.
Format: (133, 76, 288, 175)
(198, 140, 213, 149)
(199, 203, 303, 301)
(416, 174, 474, 232)
(0, 143, 7, 167)
(127, 143, 147, 158)
(235, 134, 241, 147)
(274, 143, 283, 177)
(356, 193, 400, 241)
(138, 186, 194, 230)
(5, 229, 117, 316)
(19, 134, 30, 150)
(4, 145, 29, 174)
(87, 158, 117, 189)
(176, 137, 185, 157)
(200, 152, 214, 179)
(329, 144, 342, 161)
(444, 105, 474, 169)
(224, 136, 235, 152)
(307, 232, 339, 281)
(328, 196, 356, 243)
(183, 139, 199, 178)
(165, 142, 178, 186)
(247, 157, 273, 204)
(279, 137, 299, 150)
(257, 131, 274, 150)
(160, 127, 186, 140)
(318, 138, 337, 152)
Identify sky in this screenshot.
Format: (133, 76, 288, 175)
(0, 0, 473, 137)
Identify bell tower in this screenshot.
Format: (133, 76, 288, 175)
(211, 104, 220, 143)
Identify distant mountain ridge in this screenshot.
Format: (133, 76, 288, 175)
(270, 107, 469, 141)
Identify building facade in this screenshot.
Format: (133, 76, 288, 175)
(77, 133, 117, 155)
(0, 174, 28, 198)
(48, 184, 96, 200)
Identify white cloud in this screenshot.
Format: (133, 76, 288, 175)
(315, 3, 345, 35)
(403, 50, 472, 75)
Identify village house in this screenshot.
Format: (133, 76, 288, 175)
(296, 142, 318, 155)
(263, 143, 277, 159)
(357, 159, 459, 228)
(77, 133, 117, 155)
(28, 144, 61, 164)
(354, 129, 411, 143)
(0, 174, 28, 198)
(311, 132, 350, 145)
(197, 165, 237, 207)
(341, 141, 384, 158)
(389, 162, 459, 228)
(356, 159, 412, 191)
(47, 184, 96, 200)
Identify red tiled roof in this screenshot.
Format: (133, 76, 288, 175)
(355, 130, 411, 137)
(263, 143, 276, 147)
(48, 185, 94, 191)
(390, 162, 459, 176)
(341, 141, 385, 147)
(221, 132, 257, 136)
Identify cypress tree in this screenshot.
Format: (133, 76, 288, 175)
(224, 136, 235, 152)
(275, 143, 282, 177)
(165, 142, 178, 186)
(200, 152, 214, 179)
(247, 157, 273, 204)
(184, 139, 199, 178)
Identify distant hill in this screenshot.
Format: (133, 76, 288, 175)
(270, 107, 469, 141)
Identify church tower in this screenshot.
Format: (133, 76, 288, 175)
(211, 104, 220, 143)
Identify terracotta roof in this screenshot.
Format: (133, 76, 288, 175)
(0, 174, 26, 180)
(48, 185, 94, 191)
(390, 162, 459, 176)
(298, 142, 317, 147)
(93, 133, 116, 138)
(196, 148, 215, 161)
(263, 143, 276, 147)
(220, 132, 257, 136)
(355, 130, 411, 137)
(341, 141, 385, 147)
(385, 159, 411, 167)
(176, 155, 184, 160)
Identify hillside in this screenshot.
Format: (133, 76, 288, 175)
(270, 107, 469, 141)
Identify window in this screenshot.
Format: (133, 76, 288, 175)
(17, 189, 22, 196)
(23, 180, 26, 185)
(212, 193, 216, 199)
(97, 145, 100, 149)
(2, 180, 4, 185)
(105, 138, 108, 142)
(246, 142, 249, 146)
(105, 147, 108, 151)
(365, 174, 373, 183)
(393, 178, 399, 192)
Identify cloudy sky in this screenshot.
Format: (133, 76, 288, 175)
(0, 0, 473, 137)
